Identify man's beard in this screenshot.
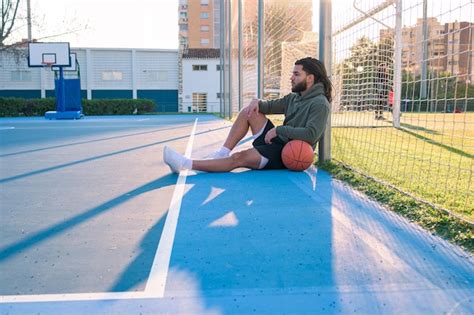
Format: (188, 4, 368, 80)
(291, 80, 307, 93)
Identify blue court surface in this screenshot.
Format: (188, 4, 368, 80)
(0, 115, 473, 314)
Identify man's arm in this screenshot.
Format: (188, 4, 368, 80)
(258, 94, 292, 115)
(246, 95, 291, 117)
(276, 103, 329, 145)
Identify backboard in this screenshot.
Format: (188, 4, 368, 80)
(28, 42, 71, 67)
(52, 53, 78, 72)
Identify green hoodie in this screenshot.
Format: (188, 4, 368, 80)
(258, 82, 330, 148)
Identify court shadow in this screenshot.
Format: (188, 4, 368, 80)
(164, 169, 343, 313)
(399, 127, 473, 159)
(0, 125, 231, 185)
(329, 182, 474, 290)
(0, 174, 177, 263)
(0, 125, 186, 158)
(108, 212, 168, 292)
(400, 122, 439, 134)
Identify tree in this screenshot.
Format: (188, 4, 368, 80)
(337, 35, 395, 111)
(1, 0, 88, 51)
(1, 0, 21, 47)
(339, 36, 378, 111)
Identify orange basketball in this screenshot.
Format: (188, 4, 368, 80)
(281, 140, 314, 171)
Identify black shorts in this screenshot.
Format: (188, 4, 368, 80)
(252, 120, 287, 170)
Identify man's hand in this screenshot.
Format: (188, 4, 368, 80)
(247, 99, 260, 117)
(264, 127, 277, 144)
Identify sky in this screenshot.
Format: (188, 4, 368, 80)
(12, 0, 179, 49)
(8, 0, 471, 50)
(11, 0, 320, 50)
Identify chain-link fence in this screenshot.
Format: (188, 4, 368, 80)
(331, 0, 473, 222)
(220, 0, 473, 222)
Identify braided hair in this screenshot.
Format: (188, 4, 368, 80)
(295, 57, 332, 102)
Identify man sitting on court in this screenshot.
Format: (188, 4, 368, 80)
(163, 57, 332, 173)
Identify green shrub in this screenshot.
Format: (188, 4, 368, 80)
(0, 97, 55, 117)
(0, 97, 155, 117)
(81, 99, 155, 115)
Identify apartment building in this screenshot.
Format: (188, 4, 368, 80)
(398, 17, 473, 81)
(444, 21, 474, 82)
(178, 0, 220, 111)
(400, 18, 446, 74)
(179, 0, 220, 49)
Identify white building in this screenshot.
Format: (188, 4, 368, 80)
(0, 47, 179, 112)
(181, 48, 220, 112)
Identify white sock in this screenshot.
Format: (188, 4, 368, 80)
(164, 146, 192, 173)
(183, 158, 192, 169)
(218, 146, 231, 157)
(207, 146, 231, 159)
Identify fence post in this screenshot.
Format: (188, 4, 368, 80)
(223, 0, 228, 119)
(220, 0, 224, 117)
(257, 0, 264, 99)
(318, 0, 332, 162)
(238, 0, 243, 112)
(393, 0, 402, 128)
(420, 0, 428, 99)
(227, 0, 232, 119)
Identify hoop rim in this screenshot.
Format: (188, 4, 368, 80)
(41, 61, 55, 67)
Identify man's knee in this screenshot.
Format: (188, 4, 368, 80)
(231, 150, 261, 169)
(231, 151, 245, 165)
(240, 105, 266, 119)
(239, 105, 250, 116)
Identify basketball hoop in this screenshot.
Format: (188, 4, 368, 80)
(42, 61, 54, 69)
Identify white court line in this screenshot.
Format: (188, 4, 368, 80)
(0, 118, 198, 304)
(145, 118, 197, 296)
(0, 292, 153, 303)
(0, 126, 15, 130)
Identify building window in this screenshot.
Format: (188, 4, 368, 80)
(180, 24, 188, 31)
(158, 71, 168, 81)
(217, 92, 221, 99)
(102, 71, 123, 81)
(192, 65, 207, 71)
(144, 70, 168, 81)
(192, 93, 207, 112)
(200, 25, 209, 32)
(216, 65, 221, 71)
(201, 0, 209, 5)
(11, 71, 32, 82)
(200, 12, 209, 19)
(200, 38, 209, 46)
